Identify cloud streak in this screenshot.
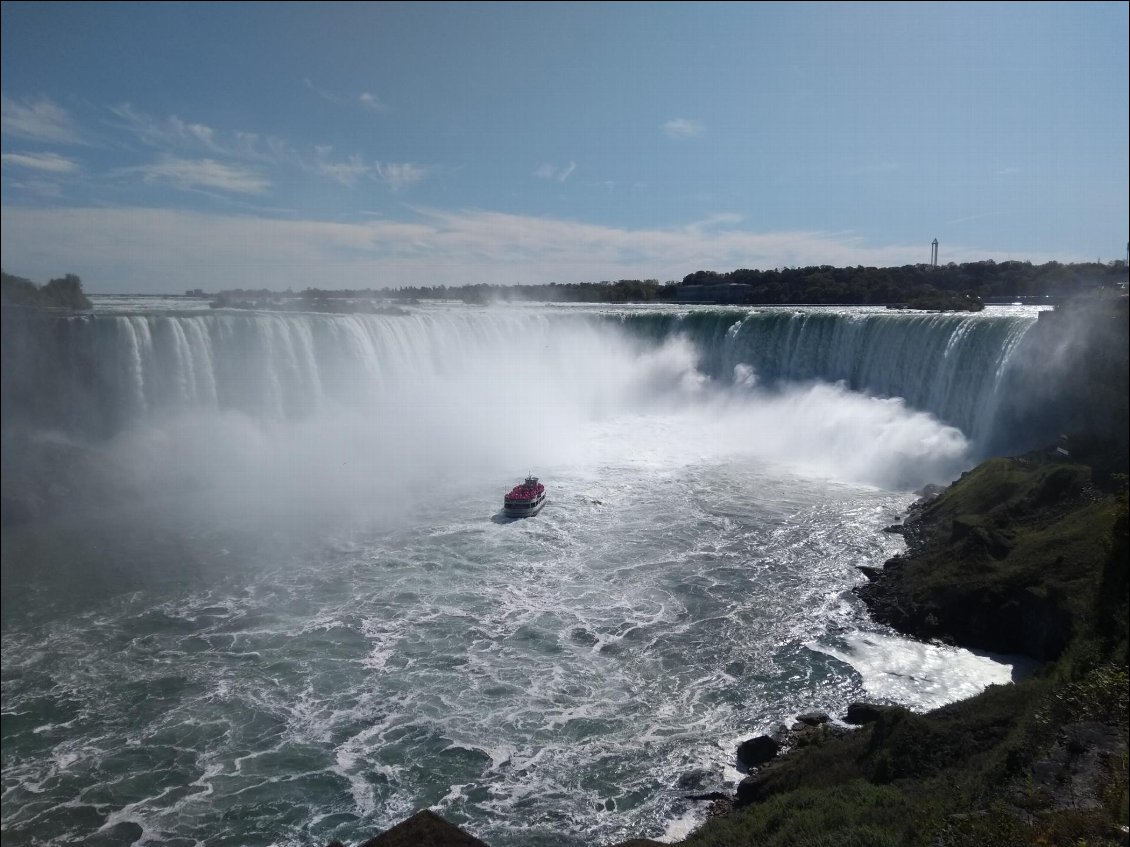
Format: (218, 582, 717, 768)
(106, 104, 422, 193)
(1, 152, 80, 173)
(359, 92, 387, 112)
(376, 162, 426, 191)
(306, 78, 389, 114)
(1, 95, 85, 144)
(119, 156, 271, 194)
(1, 204, 1063, 294)
(663, 118, 704, 138)
(316, 151, 372, 187)
(109, 103, 294, 164)
(534, 162, 576, 182)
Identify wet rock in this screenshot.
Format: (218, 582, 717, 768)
(676, 768, 717, 791)
(795, 711, 830, 726)
(844, 702, 897, 725)
(915, 483, 945, 501)
(789, 722, 851, 749)
(736, 734, 780, 768)
(735, 772, 772, 807)
(356, 809, 490, 847)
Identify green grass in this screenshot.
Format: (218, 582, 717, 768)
(677, 460, 1129, 847)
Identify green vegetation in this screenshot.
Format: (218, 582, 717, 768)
(892, 290, 984, 311)
(203, 260, 1125, 308)
(210, 279, 679, 308)
(679, 260, 1126, 305)
(681, 658, 1128, 845)
(680, 456, 1129, 846)
(860, 458, 1123, 659)
(1, 270, 92, 310)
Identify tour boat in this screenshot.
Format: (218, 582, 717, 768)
(503, 475, 546, 518)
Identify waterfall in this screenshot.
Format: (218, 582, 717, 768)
(608, 308, 1039, 449)
(1, 305, 1045, 455)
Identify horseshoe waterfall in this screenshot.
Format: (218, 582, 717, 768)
(1, 301, 1073, 846)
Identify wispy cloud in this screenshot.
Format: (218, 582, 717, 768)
(1, 152, 80, 173)
(1, 95, 85, 144)
(685, 212, 743, 231)
(317, 152, 372, 187)
(109, 103, 293, 163)
(359, 92, 387, 112)
(3, 204, 1061, 294)
(105, 104, 422, 193)
(945, 211, 1005, 226)
(306, 78, 389, 114)
(5, 178, 66, 198)
(376, 162, 426, 191)
(995, 166, 1021, 177)
(121, 156, 271, 194)
(304, 77, 345, 106)
(311, 150, 428, 190)
(663, 118, 704, 139)
(533, 162, 576, 183)
(109, 103, 214, 150)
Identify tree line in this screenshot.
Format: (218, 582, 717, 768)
(679, 259, 1127, 305)
(248, 260, 1125, 306)
(4, 259, 1125, 310)
(1, 270, 92, 310)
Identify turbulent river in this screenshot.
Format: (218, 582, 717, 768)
(1, 301, 1050, 846)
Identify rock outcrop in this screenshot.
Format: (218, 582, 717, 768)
(330, 809, 490, 847)
(855, 455, 1117, 661)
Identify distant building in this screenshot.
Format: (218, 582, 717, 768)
(185, 288, 205, 297)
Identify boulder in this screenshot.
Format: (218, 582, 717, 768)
(844, 702, 896, 725)
(736, 734, 780, 768)
(734, 772, 772, 807)
(796, 710, 830, 726)
(676, 768, 719, 791)
(356, 809, 490, 847)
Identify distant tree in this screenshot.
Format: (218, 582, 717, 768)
(40, 274, 92, 309)
(1, 270, 40, 305)
(1, 270, 91, 309)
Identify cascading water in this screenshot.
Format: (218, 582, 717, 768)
(2, 304, 1041, 451)
(608, 308, 1039, 450)
(1, 301, 1045, 846)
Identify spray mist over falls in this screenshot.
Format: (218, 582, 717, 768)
(1, 305, 1047, 525)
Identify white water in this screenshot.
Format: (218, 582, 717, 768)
(0, 301, 1041, 846)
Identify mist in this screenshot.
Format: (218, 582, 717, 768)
(67, 313, 971, 536)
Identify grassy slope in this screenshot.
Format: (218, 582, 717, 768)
(859, 457, 1121, 660)
(680, 456, 1129, 847)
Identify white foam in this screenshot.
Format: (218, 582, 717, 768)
(660, 808, 710, 842)
(810, 631, 1030, 711)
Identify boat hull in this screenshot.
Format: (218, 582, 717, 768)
(503, 495, 546, 518)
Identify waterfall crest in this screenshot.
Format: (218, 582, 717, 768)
(2, 306, 1041, 454)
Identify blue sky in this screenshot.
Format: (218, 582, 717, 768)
(2, 1, 1126, 294)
